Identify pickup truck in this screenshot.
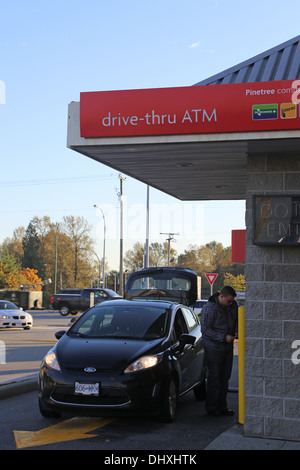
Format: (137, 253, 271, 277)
(50, 288, 122, 316)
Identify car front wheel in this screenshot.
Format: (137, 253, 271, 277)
(159, 376, 178, 423)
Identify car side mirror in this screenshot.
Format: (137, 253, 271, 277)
(55, 330, 66, 340)
(179, 334, 196, 346)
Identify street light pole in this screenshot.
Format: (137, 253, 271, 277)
(145, 185, 150, 268)
(118, 175, 126, 296)
(94, 205, 106, 288)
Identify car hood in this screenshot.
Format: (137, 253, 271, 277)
(0, 309, 24, 315)
(56, 334, 164, 371)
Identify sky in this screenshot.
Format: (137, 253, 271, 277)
(1, 0, 299, 271)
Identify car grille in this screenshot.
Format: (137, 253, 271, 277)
(12, 315, 25, 319)
(51, 385, 130, 406)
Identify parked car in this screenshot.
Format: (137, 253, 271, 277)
(50, 288, 122, 316)
(0, 300, 33, 330)
(191, 300, 208, 317)
(39, 267, 206, 422)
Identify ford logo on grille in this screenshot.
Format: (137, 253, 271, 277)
(84, 367, 96, 373)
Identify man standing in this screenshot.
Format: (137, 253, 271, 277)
(200, 285, 238, 416)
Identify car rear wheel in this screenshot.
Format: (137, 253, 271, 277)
(59, 303, 70, 316)
(159, 377, 178, 422)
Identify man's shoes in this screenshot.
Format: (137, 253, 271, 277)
(221, 409, 234, 416)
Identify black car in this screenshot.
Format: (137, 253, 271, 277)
(39, 268, 206, 422)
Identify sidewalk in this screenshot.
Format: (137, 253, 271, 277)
(205, 423, 300, 450)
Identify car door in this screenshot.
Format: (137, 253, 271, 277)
(171, 307, 202, 392)
(181, 307, 204, 387)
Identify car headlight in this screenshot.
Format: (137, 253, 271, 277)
(124, 354, 162, 373)
(0, 315, 9, 320)
(44, 349, 61, 371)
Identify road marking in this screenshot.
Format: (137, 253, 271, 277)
(14, 416, 113, 449)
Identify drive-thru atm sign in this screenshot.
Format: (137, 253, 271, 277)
(80, 80, 300, 138)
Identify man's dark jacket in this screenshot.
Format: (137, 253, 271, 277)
(200, 292, 238, 351)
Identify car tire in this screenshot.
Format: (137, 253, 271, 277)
(39, 397, 61, 418)
(23, 326, 31, 330)
(159, 376, 178, 423)
(59, 303, 70, 316)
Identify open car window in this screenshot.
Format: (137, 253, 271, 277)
(125, 268, 198, 306)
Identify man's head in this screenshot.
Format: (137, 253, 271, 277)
(218, 285, 237, 308)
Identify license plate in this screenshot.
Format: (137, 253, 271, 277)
(74, 382, 99, 396)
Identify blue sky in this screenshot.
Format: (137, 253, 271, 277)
(1, 0, 299, 270)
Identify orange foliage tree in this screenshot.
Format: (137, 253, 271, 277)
(0, 263, 42, 290)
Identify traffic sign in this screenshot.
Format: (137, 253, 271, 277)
(205, 273, 218, 285)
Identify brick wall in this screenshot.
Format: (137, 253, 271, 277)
(244, 152, 300, 440)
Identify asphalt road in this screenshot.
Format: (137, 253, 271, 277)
(0, 310, 73, 383)
(0, 385, 238, 451)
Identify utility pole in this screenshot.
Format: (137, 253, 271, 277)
(54, 223, 58, 294)
(160, 232, 179, 266)
(118, 174, 126, 295)
(145, 185, 150, 268)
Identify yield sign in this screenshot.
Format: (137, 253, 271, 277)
(205, 273, 218, 285)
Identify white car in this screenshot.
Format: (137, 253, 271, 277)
(0, 300, 33, 330)
(192, 299, 208, 316)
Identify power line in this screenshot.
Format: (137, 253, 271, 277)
(1, 174, 117, 187)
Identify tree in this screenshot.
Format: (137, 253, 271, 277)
(124, 241, 177, 272)
(177, 241, 244, 291)
(60, 216, 95, 287)
(223, 273, 245, 292)
(21, 221, 46, 278)
(0, 263, 42, 290)
(0, 226, 25, 266)
(0, 248, 19, 273)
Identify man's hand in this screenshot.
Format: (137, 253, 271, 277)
(225, 335, 236, 343)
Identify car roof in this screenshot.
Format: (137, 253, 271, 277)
(92, 298, 178, 309)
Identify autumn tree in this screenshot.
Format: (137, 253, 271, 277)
(0, 226, 25, 266)
(124, 241, 177, 272)
(223, 272, 245, 292)
(177, 242, 244, 291)
(60, 215, 95, 287)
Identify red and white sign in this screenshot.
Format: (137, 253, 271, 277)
(80, 80, 300, 138)
(205, 273, 218, 286)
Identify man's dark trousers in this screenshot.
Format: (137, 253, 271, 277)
(204, 344, 233, 414)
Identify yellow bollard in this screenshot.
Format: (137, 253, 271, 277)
(238, 306, 245, 424)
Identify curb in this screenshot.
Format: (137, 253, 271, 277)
(0, 377, 38, 400)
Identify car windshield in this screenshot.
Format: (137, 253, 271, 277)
(69, 304, 170, 340)
(0, 301, 18, 310)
